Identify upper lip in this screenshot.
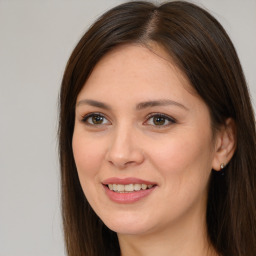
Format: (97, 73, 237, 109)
(102, 177, 157, 185)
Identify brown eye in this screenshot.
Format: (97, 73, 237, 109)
(153, 116, 166, 125)
(92, 115, 104, 124)
(146, 114, 176, 127)
(82, 113, 110, 125)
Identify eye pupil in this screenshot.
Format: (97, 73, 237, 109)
(153, 116, 165, 125)
(92, 115, 104, 124)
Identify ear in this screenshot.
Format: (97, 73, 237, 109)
(212, 118, 236, 171)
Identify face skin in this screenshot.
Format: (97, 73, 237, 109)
(72, 44, 228, 255)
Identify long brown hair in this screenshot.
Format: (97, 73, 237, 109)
(59, 1, 256, 255)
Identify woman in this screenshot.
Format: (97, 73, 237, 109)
(58, 1, 256, 256)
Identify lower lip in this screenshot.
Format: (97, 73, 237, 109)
(103, 185, 156, 204)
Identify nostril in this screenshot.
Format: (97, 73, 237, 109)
(124, 160, 136, 166)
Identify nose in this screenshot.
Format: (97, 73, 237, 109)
(106, 125, 144, 169)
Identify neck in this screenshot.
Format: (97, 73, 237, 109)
(117, 207, 218, 256)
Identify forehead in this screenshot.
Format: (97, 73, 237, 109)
(77, 43, 196, 100)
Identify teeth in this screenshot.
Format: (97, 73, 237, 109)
(142, 184, 147, 190)
(134, 184, 141, 191)
(125, 184, 133, 192)
(107, 184, 154, 193)
(117, 184, 124, 192)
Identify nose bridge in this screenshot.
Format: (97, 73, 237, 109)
(106, 121, 143, 168)
(113, 123, 130, 149)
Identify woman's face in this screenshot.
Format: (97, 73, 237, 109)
(72, 44, 219, 236)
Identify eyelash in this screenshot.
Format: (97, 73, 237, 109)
(81, 112, 176, 128)
(144, 113, 176, 128)
(81, 112, 110, 126)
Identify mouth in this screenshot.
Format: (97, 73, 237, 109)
(105, 183, 155, 193)
(102, 177, 157, 203)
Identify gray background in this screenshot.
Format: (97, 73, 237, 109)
(0, 0, 255, 255)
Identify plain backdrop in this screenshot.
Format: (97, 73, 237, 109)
(0, 0, 255, 255)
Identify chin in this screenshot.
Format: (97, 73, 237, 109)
(107, 223, 151, 236)
(101, 212, 155, 236)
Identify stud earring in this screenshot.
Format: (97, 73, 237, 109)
(220, 163, 225, 169)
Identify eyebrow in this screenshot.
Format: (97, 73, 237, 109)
(136, 99, 188, 111)
(76, 99, 188, 111)
(76, 99, 111, 110)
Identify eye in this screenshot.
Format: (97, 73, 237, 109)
(145, 113, 176, 127)
(82, 113, 110, 125)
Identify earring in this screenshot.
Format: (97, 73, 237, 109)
(220, 163, 225, 169)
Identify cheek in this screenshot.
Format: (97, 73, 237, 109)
(149, 134, 214, 221)
(72, 130, 108, 211)
(149, 129, 214, 192)
(72, 130, 106, 180)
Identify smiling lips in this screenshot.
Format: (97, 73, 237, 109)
(108, 183, 154, 193)
(102, 177, 157, 203)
